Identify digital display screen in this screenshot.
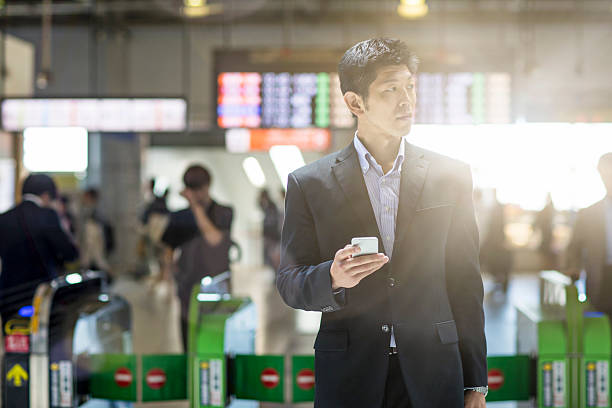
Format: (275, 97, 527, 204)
(218, 71, 511, 128)
(214, 49, 512, 128)
(217, 72, 354, 129)
(1, 98, 187, 132)
(416, 72, 511, 124)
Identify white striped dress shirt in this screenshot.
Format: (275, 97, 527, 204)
(353, 132, 406, 347)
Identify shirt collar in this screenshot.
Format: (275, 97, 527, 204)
(22, 194, 43, 207)
(353, 131, 406, 175)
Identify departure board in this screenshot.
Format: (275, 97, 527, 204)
(217, 72, 354, 129)
(217, 71, 511, 128)
(416, 72, 511, 124)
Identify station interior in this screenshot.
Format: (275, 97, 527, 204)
(1, 0, 612, 407)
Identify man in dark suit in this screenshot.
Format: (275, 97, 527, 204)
(0, 174, 79, 324)
(566, 153, 612, 314)
(277, 38, 487, 408)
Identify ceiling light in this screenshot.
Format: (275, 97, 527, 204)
(269, 145, 305, 190)
(397, 0, 429, 19)
(242, 157, 266, 188)
(182, 0, 223, 17)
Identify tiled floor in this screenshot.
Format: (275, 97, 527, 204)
(108, 266, 542, 408)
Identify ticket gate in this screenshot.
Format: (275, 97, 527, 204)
(2, 270, 132, 408)
(84, 270, 612, 407)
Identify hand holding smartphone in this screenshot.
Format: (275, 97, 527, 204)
(351, 237, 379, 256)
(330, 237, 388, 290)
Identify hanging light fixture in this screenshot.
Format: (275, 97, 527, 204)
(397, 0, 429, 19)
(182, 0, 223, 18)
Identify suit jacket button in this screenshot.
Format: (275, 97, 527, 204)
(388, 277, 396, 287)
(381, 324, 390, 333)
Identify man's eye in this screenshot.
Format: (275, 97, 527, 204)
(408, 84, 415, 90)
(385, 87, 396, 92)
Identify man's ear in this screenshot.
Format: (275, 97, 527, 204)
(343, 92, 365, 117)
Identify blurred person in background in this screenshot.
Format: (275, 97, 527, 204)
(141, 178, 170, 225)
(532, 193, 556, 269)
(57, 194, 77, 237)
(79, 188, 115, 272)
(161, 164, 233, 351)
(566, 153, 612, 315)
(136, 178, 171, 280)
(480, 192, 513, 293)
(0, 174, 79, 325)
(258, 189, 281, 271)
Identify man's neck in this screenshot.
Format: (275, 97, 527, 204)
(357, 127, 402, 171)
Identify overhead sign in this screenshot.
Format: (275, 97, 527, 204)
(217, 71, 354, 129)
(226, 128, 331, 153)
(1, 98, 187, 132)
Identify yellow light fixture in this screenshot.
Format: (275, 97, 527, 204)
(182, 0, 223, 17)
(397, 0, 429, 19)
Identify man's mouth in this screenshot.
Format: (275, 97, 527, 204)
(396, 113, 413, 120)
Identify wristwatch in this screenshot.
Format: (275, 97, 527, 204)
(464, 386, 488, 397)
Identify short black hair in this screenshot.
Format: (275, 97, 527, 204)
(22, 174, 57, 199)
(338, 38, 419, 100)
(183, 164, 211, 189)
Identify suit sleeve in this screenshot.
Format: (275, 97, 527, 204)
(43, 209, 79, 263)
(445, 165, 487, 387)
(276, 172, 345, 312)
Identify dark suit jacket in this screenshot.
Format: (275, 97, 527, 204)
(277, 142, 487, 408)
(566, 199, 610, 311)
(0, 201, 79, 307)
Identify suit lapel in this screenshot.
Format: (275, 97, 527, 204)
(392, 143, 430, 256)
(332, 143, 382, 241)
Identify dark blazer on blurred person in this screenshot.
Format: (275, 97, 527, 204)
(567, 153, 612, 314)
(277, 142, 487, 408)
(566, 199, 610, 311)
(0, 177, 78, 317)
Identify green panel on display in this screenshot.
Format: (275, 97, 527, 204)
(233, 355, 284, 402)
(292, 355, 315, 402)
(582, 315, 611, 408)
(538, 321, 569, 408)
(142, 354, 187, 402)
(485, 355, 532, 402)
(89, 354, 137, 402)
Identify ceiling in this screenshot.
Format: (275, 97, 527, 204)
(1, 0, 612, 26)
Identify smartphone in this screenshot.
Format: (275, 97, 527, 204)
(351, 237, 379, 257)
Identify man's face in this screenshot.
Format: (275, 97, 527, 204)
(192, 185, 211, 205)
(361, 65, 416, 138)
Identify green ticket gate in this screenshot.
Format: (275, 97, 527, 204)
(85, 271, 612, 407)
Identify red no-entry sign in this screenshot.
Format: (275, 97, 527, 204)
(487, 368, 505, 391)
(296, 368, 315, 390)
(146, 368, 167, 390)
(114, 367, 133, 388)
(260, 368, 280, 389)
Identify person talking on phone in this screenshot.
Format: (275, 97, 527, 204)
(276, 38, 487, 408)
